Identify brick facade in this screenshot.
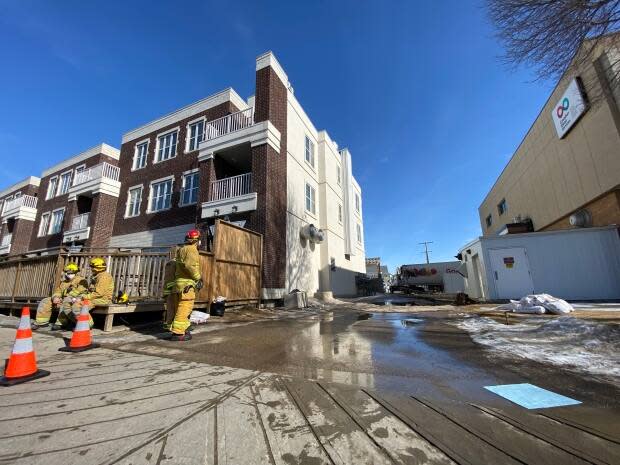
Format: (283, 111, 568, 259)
(1, 182, 39, 256)
(541, 188, 620, 231)
(88, 193, 118, 248)
(112, 101, 241, 239)
(30, 152, 118, 251)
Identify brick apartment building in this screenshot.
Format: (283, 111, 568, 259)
(0, 52, 366, 298)
(0, 177, 40, 255)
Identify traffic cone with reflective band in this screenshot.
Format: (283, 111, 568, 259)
(59, 301, 100, 353)
(1, 307, 50, 386)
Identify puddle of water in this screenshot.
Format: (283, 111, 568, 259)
(372, 299, 415, 307)
(400, 318, 424, 327)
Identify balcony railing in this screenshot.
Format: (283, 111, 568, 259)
(3, 195, 37, 213)
(73, 162, 120, 186)
(204, 107, 254, 142)
(1, 234, 12, 247)
(69, 212, 90, 231)
(210, 173, 252, 201)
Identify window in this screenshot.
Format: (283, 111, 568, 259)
(125, 186, 143, 218)
(75, 164, 86, 182)
(181, 171, 199, 206)
(187, 120, 204, 152)
(149, 178, 173, 212)
(338, 204, 343, 223)
(156, 131, 178, 162)
(355, 193, 360, 213)
(133, 141, 148, 170)
(304, 136, 315, 168)
(305, 182, 316, 214)
(49, 209, 65, 235)
(46, 177, 58, 199)
(497, 198, 507, 216)
(486, 214, 492, 228)
(356, 223, 362, 243)
(337, 165, 341, 185)
(38, 212, 51, 237)
(58, 171, 72, 196)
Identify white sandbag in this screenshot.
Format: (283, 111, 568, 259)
(524, 293, 574, 315)
(514, 305, 546, 314)
(190, 310, 210, 324)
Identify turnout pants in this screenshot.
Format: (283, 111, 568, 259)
(162, 293, 177, 330)
(35, 297, 73, 325)
(171, 288, 195, 335)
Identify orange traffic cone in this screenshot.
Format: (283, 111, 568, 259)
(59, 301, 100, 353)
(1, 307, 50, 386)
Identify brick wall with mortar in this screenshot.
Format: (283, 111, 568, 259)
(87, 193, 118, 248)
(30, 153, 118, 251)
(541, 188, 620, 231)
(112, 101, 241, 239)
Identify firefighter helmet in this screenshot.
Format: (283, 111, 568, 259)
(89, 257, 107, 272)
(185, 229, 201, 243)
(63, 262, 80, 273)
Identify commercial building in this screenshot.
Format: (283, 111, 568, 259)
(0, 177, 40, 256)
(480, 34, 620, 235)
(0, 52, 365, 299)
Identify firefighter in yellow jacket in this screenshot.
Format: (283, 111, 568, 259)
(169, 229, 202, 341)
(73, 257, 115, 328)
(32, 263, 88, 330)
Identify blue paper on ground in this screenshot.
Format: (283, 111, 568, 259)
(484, 383, 581, 409)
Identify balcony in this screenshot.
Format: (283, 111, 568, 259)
(198, 107, 281, 160)
(68, 162, 121, 200)
(0, 234, 12, 255)
(1, 195, 38, 222)
(201, 173, 257, 218)
(62, 212, 90, 243)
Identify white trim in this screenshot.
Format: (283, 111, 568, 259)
(56, 169, 73, 196)
(179, 170, 200, 207)
(131, 139, 150, 171)
(41, 143, 119, 178)
(153, 127, 179, 164)
(38, 211, 51, 237)
(124, 184, 144, 218)
(0, 176, 40, 199)
(46, 176, 58, 200)
(185, 117, 206, 153)
(256, 51, 289, 87)
(182, 168, 200, 175)
(48, 207, 66, 235)
(198, 121, 281, 160)
(147, 176, 175, 213)
(121, 88, 249, 144)
(304, 181, 316, 216)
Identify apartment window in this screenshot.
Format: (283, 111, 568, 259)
(486, 214, 492, 228)
(181, 171, 199, 206)
(149, 178, 173, 212)
(187, 120, 204, 152)
(305, 182, 316, 214)
(58, 171, 72, 196)
(338, 204, 343, 223)
(356, 223, 362, 243)
(46, 177, 58, 199)
(38, 212, 51, 237)
(125, 186, 143, 218)
(337, 165, 341, 185)
(133, 141, 148, 170)
(355, 193, 360, 213)
(156, 130, 178, 162)
(304, 136, 315, 168)
(497, 198, 507, 216)
(49, 208, 65, 235)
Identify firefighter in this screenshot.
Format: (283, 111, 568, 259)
(161, 253, 177, 331)
(169, 229, 203, 341)
(32, 263, 88, 330)
(72, 257, 115, 328)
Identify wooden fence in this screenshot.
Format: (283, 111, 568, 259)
(0, 220, 262, 308)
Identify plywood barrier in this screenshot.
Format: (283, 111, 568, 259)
(0, 220, 262, 310)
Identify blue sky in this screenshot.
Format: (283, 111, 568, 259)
(0, 0, 553, 272)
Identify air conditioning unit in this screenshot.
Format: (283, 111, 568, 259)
(300, 224, 325, 243)
(569, 209, 592, 228)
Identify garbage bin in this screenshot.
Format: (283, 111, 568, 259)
(210, 301, 226, 317)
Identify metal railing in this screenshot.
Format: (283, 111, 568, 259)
(3, 195, 38, 213)
(203, 107, 254, 142)
(210, 173, 252, 201)
(69, 212, 90, 231)
(1, 234, 12, 247)
(73, 162, 120, 186)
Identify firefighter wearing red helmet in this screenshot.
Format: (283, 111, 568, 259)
(168, 228, 203, 341)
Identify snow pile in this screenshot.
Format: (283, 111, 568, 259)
(496, 294, 574, 315)
(458, 316, 620, 384)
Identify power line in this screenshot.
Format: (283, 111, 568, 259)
(419, 241, 433, 264)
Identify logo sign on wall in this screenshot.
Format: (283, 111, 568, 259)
(552, 78, 588, 138)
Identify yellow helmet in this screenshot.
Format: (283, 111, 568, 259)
(116, 291, 128, 304)
(89, 257, 107, 272)
(64, 263, 79, 273)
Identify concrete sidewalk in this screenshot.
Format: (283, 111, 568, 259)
(0, 327, 619, 464)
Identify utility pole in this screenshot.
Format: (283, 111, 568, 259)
(419, 241, 433, 264)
